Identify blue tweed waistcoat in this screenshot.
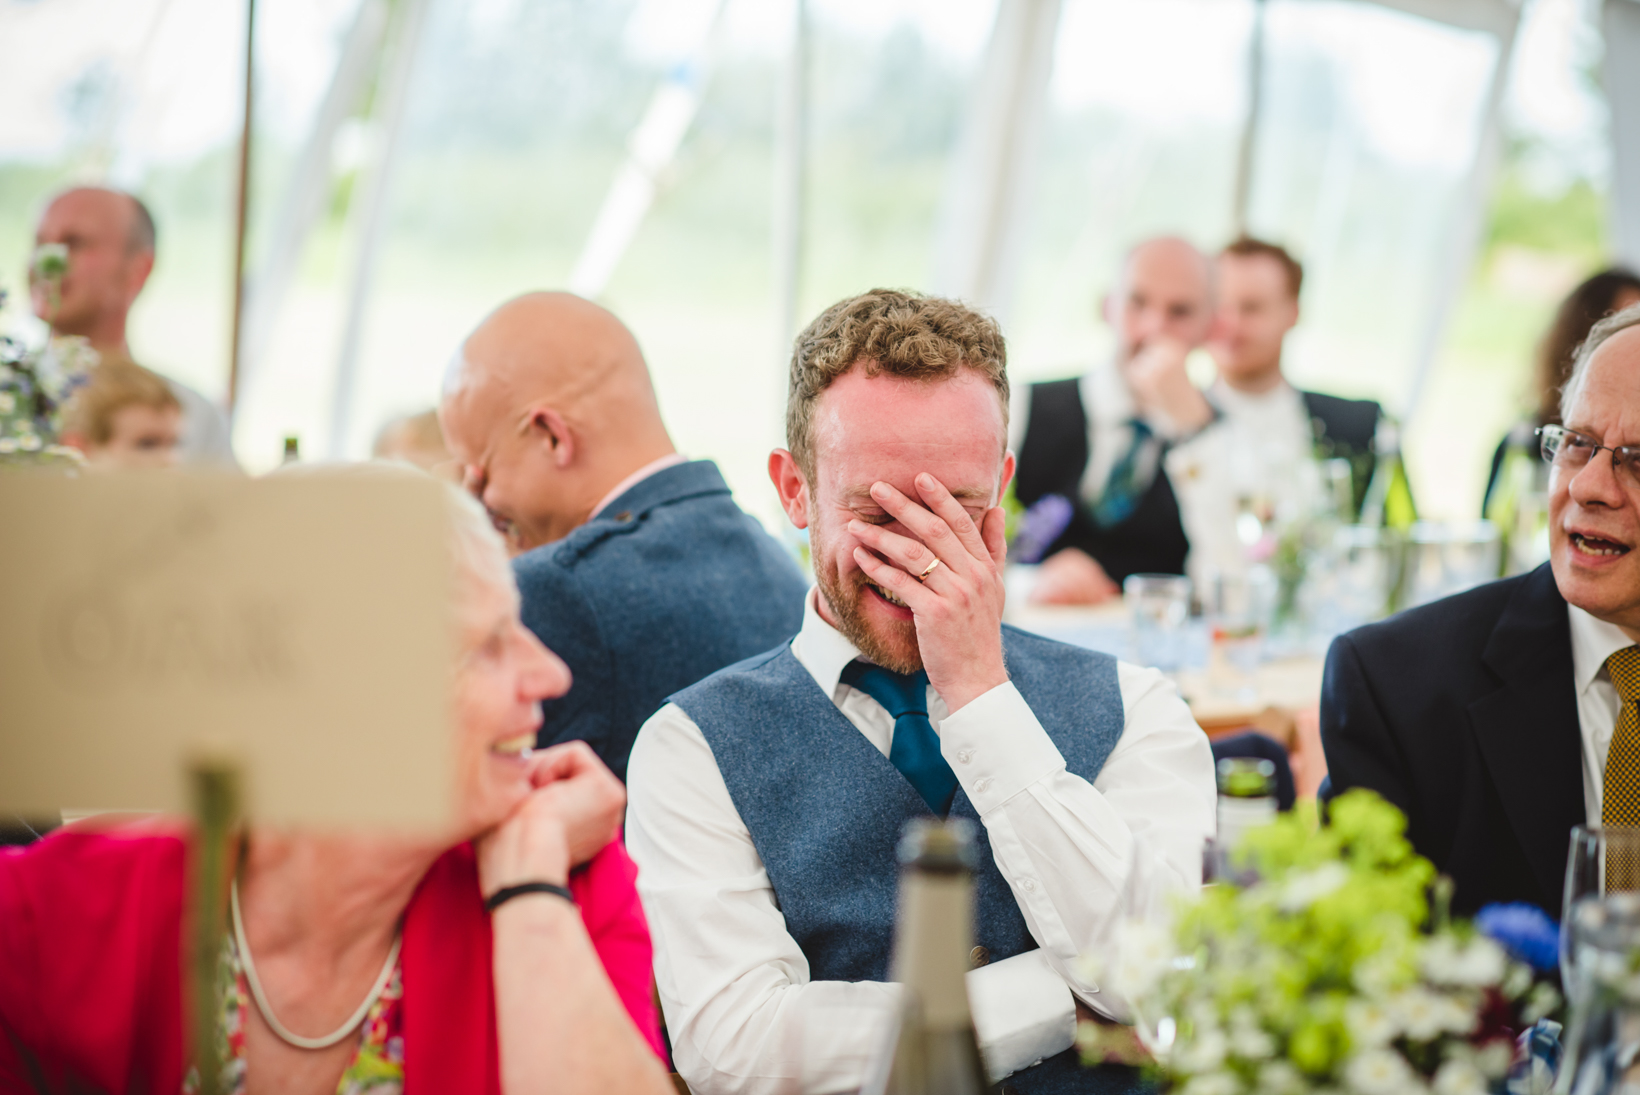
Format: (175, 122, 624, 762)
(671, 625, 1148, 1095)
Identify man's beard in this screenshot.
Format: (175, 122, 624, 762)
(812, 525, 922, 674)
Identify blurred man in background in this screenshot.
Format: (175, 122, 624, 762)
(31, 187, 236, 466)
(1167, 237, 1381, 585)
(440, 291, 808, 780)
(1011, 236, 1216, 604)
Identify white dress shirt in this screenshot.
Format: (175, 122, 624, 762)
(1568, 604, 1639, 824)
(626, 589, 1216, 1095)
(1164, 381, 1322, 587)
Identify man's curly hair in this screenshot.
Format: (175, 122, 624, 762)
(786, 288, 1009, 479)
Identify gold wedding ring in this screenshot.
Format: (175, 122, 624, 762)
(916, 558, 942, 583)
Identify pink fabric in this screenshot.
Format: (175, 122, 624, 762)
(0, 826, 662, 1093)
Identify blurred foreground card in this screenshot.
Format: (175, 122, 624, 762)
(0, 471, 454, 831)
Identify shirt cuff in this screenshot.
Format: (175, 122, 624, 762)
(967, 950, 1076, 1080)
(939, 682, 1068, 814)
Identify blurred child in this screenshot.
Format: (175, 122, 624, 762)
(59, 359, 182, 469)
(373, 408, 454, 478)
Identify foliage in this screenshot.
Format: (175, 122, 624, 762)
(1081, 791, 1562, 1095)
(0, 277, 94, 467)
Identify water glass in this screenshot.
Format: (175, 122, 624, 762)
(1553, 891, 1640, 1095)
(1206, 567, 1274, 675)
(1406, 521, 1502, 608)
(1563, 825, 1640, 1005)
(1124, 574, 1192, 672)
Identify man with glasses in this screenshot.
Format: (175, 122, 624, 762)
(1321, 302, 1640, 915)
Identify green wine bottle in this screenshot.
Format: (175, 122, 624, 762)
(1358, 420, 1417, 533)
(862, 819, 996, 1095)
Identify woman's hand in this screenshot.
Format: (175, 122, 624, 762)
(477, 742, 625, 897)
(478, 787, 573, 895)
(527, 742, 625, 868)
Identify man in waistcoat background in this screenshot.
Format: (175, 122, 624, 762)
(626, 289, 1216, 1094)
(440, 291, 809, 781)
(1011, 237, 1219, 604)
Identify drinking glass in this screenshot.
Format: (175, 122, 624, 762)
(1553, 891, 1640, 1095)
(1203, 568, 1274, 702)
(1406, 522, 1502, 607)
(1562, 825, 1640, 1005)
(1124, 574, 1192, 672)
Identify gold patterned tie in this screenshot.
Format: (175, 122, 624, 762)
(1604, 646, 1640, 827)
(1603, 648, 1640, 889)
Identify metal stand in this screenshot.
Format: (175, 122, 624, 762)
(189, 758, 242, 1095)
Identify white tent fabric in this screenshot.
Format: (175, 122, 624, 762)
(1608, 0, 1640, 269)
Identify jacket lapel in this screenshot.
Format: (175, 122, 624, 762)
(1468, 563, 1584, 911)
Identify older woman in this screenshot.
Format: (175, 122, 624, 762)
(0, 477, 673, 1095)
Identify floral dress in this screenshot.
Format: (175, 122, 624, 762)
(185, 933, 405, 1094)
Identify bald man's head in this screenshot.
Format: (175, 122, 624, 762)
(1104, 236, 1215, 364)
(440, 292, 676, 554)
(32, 187, 157, 348)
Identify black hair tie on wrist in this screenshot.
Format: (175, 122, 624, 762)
(485, 881, 576, 913)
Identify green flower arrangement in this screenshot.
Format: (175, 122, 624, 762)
(1080, 791, 1561, 1095)
(1, 253, 95, 468)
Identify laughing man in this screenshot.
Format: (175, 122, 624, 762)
(626, 290, 1215, 1095)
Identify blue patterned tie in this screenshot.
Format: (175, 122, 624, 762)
(840, 661, 959, 816)
(1092, 418, 1154, 527)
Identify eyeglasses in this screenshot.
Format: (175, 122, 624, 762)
(1538, 425, 1640, 488)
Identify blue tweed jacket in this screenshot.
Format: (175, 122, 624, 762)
(514, 460, 809, 781)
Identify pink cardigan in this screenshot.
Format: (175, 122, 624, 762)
(0, 825, 664, 1092)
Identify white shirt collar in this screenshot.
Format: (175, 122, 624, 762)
(789, 586, 869, 700)
(1208, 378, 1301, 416)
(1568, 603, 1636, 694)
(588, 453, 688, 519)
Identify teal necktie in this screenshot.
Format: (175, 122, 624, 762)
(1092, 417, 1154, 527)
(840, 661, 959, 817)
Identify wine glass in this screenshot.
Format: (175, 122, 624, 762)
(1562, 825, 1640, 1005)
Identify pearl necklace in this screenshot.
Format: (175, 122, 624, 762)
(229, 880, 403, 1050)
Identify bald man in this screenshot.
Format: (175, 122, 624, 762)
(31, 187, 236, 466)
(441, 292, 808, 779)
(1011, 237, 1217, 602)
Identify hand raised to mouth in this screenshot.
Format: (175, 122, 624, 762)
(847, 473, 1009, 714)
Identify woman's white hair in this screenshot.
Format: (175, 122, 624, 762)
(265, 460, 512, 596)
(1561, 302, 1640, 420)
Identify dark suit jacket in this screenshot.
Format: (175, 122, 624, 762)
(514, 460, 809, 781)
(1015, 378, 1190, 582)
(1320, 563, 1583, 915)
(1015, 379, 1384, 581)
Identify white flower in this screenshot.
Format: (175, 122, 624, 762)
(1344, 998, 1400, 1048)
(1469, 1039, 1513, 1079)
(1432, 1058, 1487, 1095)
(1345, 1048, 1421, 1095)
(0, 438, 16, 454)
(1173, 1027, 1228, 1073)
(1257, 1060, 1309, 1095)
(1181, 1072, 1242, 1095)
(1422, 935, 1507, 988)
(1228, 1024, 1275, 1060)
(1391, 988, 1472, 1042)
(1109, 919, 1177, 999)
(0, 391, 14, 414)
(1277, 862, 1350, 911)
(19, 433, 40, 451)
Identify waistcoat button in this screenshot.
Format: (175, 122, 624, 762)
(970, 946, 990, 968)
